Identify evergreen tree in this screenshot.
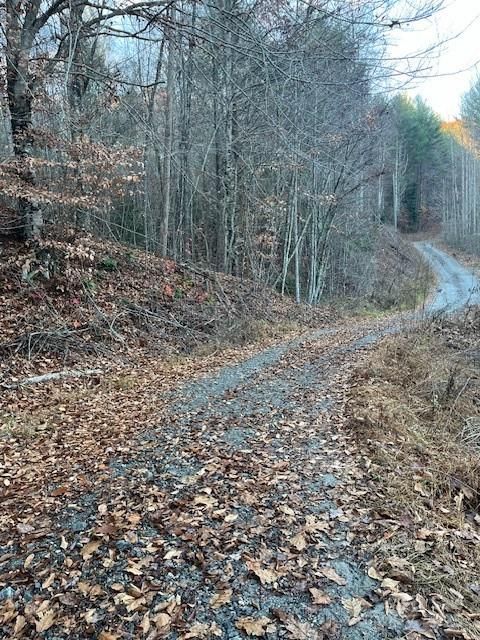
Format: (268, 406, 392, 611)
(390, 95, 446, 230)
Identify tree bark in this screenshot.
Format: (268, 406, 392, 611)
(159, 6, 176, 257)
(6, 1, 43, 239)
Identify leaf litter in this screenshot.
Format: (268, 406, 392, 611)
(1, 308, 467, 638)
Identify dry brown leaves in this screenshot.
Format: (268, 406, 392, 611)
(2, 246, 463, 639)
(347, 323, 480, 639)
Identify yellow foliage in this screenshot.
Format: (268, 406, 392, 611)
(442, 119, 480, 156)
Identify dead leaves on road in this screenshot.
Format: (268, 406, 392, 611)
(273, 609, 340, 639)
(309, 587, 332, 606)
(209, 589, 233, 609)
(235, 616, 273, 637)
(0, 329, 373, 638)
(2, 315, 478, 638)
(318, 566, 347, 586)
(245, 558, 286, 586)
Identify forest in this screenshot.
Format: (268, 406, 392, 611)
(1, 3, 480, 640)
(3, 0, 479, 304)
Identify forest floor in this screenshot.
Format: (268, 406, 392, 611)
(0, 236, 479, 639)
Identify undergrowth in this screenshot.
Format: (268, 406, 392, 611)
(338, 229, 434, 316)
(0, 231, 335, 382)
(347, 309, 480, 637)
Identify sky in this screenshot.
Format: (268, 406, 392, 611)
(388, 0, 480, 120)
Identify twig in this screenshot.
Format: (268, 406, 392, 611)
(1, 368, 103, 389)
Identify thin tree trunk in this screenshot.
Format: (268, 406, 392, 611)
(159, 7, 176, 257)
(6, 1, 43, 239)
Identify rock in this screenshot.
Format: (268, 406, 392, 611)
(0, 587, 16, 600)
(68, 519, 88, 532)
(320, 473, 338, 488)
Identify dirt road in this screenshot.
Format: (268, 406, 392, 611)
(415, 242, 480, 313)
(1, 244, 477, 639)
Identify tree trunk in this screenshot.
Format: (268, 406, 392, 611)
(66, 2, 92, 230)
(6, 1, 43, 239)
(159, 7, 176, 257)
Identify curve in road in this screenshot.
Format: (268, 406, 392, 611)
(4, 243, 478, 640)
(415, 241, 480, 313)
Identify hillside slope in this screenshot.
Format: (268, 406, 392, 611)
(0, 232, 336, 384)
(0, 227, 427, 385)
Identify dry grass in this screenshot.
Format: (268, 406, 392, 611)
(0, 413, 54, 439)
(347, 312, 480, 636)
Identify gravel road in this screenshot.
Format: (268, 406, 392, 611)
(1, 243, 477, 640)
(415, 242, 480, 313)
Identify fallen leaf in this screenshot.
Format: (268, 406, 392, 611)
(282, 615, 322, 639)
(35, 610, 56, 632)
(235, 616, 272, 637)
(210, 588, 232, 609)
(193, 494, 217, 508)
(85, 609, 100, 623)
(51, 485, 69, 496)
(224, 513, 238, 523)
(309, 588, 332, 606)
(304, 515, 330, 533)
(127, 513, 142, 524)
(290, 532, 307, 552)
(182, 624, 210, 639)
(414, 482, 430, 497)
(13, 615, 27, 637)
(164, 548, 182, 560)
(24, 553, 34, 569)
(81, 540, 101, 560)
(416, 528, 434, 541)
(42, 572, 56, 589)
(367, 566, 383, 581)
(348, 617, 361, 627)
(319, 566, 347, 586)
(127, 584, 143, 598)
(342, 597, 362, 619)
(391, 591, 413, 602)
(381, 577, 400, 591)
(90, 584, 105, 598)
(125, 561, 143, 575)
(154, 612, 171, 632)
(246, 559, 285, 585)
(386, 556, 415, 582)
(141, 612, 150, 634)
(78, 581, 91, 596)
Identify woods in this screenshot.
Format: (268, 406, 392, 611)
(2, 4, 480, 640)
(1, 0, 447, 303)
(441, 75, 480, 253)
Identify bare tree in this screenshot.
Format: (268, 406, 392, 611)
(2, 0, 170, 238)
